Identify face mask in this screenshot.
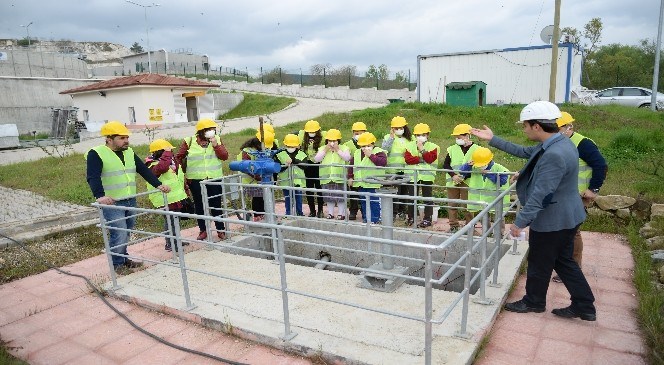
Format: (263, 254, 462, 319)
(474, 164, 488, 170)
(328, 141, 338, 147)
(455, 138, 466, 146)
(353, 134, 361, 141)
(286, 147, 296, 153)
(394, 129, 404, 136)
(416, 136, 427, 143)
(204, 130, 215, 139)
(362, 146, 373, 152)
(308, 132, 316, 138)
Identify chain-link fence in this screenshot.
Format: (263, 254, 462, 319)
(0, 48, 88, 78)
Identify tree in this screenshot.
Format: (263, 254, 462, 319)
(583, 17, 603, 57)
(130, 42, 144, 53)
(365, 64, 389, 80)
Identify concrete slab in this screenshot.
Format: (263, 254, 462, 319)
(106, 236, 528, 365)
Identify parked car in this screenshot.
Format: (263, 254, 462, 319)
(591, 87, 664, 109)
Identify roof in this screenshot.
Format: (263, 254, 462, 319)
(60, 74, 218, 94)
(446, 81, 486, 90)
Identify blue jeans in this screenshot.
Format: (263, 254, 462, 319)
(358, 188, 380, 223)
(283, 188, 303, 215)
(101, 198, 136, 267)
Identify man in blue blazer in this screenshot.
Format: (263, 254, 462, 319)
(471, 101, 596, 321)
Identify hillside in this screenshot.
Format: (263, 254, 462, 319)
(0, 39, 133, 64)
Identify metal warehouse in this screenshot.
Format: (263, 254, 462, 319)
(417, 42, 582, 105)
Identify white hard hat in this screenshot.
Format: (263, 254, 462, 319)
(519, 101, 562, 122)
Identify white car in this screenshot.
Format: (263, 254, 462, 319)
(592, 87, 664, 109)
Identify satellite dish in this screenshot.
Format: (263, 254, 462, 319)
(540, 25, 556, 44)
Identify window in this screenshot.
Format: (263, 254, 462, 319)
(82, 110, 89, 122)
(598, 88, 619, 97)
(622, 88, 644, 97)
(128, 107, 136, 124)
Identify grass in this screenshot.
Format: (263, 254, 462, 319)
(218, 93, 296, 120)
(0, 339, 28, 365)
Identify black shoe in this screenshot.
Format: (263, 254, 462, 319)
(124, 259, 143, 269)
(308, 212, 317, 217)
(551, 306, 596, 321)
(317, 211, 325, 218)
(504, 299, 545, 313)
(165, 244, 172, 252)
(417, 220, 432, 228)
(349, 214, 357, 221)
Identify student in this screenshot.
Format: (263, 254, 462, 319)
(342, 122, 367, 220)
(443, 123, 479, 233)
(145, 139, 191, 252)
(382, 116, 413, 220)
(403, 123, 440, 228)
(348, 132, 387, 224)
(275, 134, 307, 216)
(237, 130, 276, 221)
(299, 120, 326, 217)
(314, 129, 351, 219)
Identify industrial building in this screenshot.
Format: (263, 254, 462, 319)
(417, 42, 582, 105)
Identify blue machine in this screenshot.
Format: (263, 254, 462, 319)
(229, 149, 282, 184)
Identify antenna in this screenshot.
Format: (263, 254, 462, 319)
(540, 25, 556, 44)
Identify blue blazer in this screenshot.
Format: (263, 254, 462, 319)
(489, 133, 585, 232)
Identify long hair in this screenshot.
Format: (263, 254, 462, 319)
(301, 130, 322, 151)
(402, 125, 413, 141)
(240, 137, 262, 150)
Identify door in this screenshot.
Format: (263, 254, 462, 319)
(185, 97, 198, 122)
(128, 107, 136, 124)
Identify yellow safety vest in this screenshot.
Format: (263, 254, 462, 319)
(185, 135, 223, 180)
(318, 145, 349, 184)
(569, 132, 594, 194)
(352, 147, 385, 189)
(405, 140, 440, 183)
(445, 143, 479, 187)
(146, 161, 188, 208)
(383, 135, 409, 173)
(466, 163, 510, 213)
(298, 130, 327, 161)
(275, 150, 307, 187)
(86, 146, 137, 200)
(342, 139, 359, 157)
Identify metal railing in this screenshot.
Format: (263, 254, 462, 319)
(93, 166, 519, 364)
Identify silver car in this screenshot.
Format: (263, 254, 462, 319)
(593, 87, 664, 108)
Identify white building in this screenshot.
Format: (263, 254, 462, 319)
(417, 43, 583, 105)
(60, 74, 218, 126)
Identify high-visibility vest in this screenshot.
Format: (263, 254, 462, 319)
(318, 145, 350, 184)
(85, 145, 137, 200)
(236, 147, 258, 184)
(275, 150, 307, 187)
(383, 135, 409, 173)
(352, 147, 385, 189)
(184, 135, 223, 180)
(342, 139, 359, 157)
(445, 144, 479, 187)
(405, 140, 440, 183)
(569, 132, 594, 194)
(298, 130, 327, 161)
(146, 161, 188, 208)
(466, 162, 511, 213)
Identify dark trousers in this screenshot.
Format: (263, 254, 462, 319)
(405, 181, 433, 221)
(304, 166, 323, 214)
(189, 179, 225, 233)
(252, 196, 265, 216)
(393, 171, 409, 216)
(348, 185, 360, 217)
(523, 225, 595, 314)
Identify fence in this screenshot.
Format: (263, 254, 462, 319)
(93, 163, 520, 364)
(0, 49, 88, 78)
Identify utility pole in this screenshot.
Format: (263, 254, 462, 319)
(126, 1, 160, 74)
(651, 0, 664, 111)
(548, 0, 561, 103)
(20, 22, 33, 47)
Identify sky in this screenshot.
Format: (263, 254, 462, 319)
(0, 0, 659, 76)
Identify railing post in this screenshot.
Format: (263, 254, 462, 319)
(276, 227, 297, 340)
(455, 227, 473, 338)
(424, 250, 433, 365)
(491, 194, 504, 286)
(173, 212, 196, 311)
(97, 207, 120, 290)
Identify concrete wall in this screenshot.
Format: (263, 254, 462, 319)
(213, 92, 244, 116)
(215, 80, 416, 103)
(0, 50, 88, 78)
(0, 77, 99, 134)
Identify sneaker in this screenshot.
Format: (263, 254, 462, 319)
(165, 244, 172, 252)
(197, 231, 207, 240)
(317, 211, 325, 218)
(217, 231, 226, 240)
(337, 215, 345, 220)
(551, 306, 596, 321)
(124, 259, 143, 269)
(308, 212, 317, 218)
(349, 214, 357, 221)
(417, 220, 432, 228)
(449, 226, 460, 233)
(405, 218, 414, 226)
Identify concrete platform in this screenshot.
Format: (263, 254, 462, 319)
(106, 233, 528, 365)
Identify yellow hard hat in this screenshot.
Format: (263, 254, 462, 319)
(413, 123, 431, 135)
(556, 112, 575, 127)
(283, 134, 300, 147)
(357, 132, 377, 147)
(326, 129, 342, 141)
(149, 139, 174, 152)
(451, 123, 472, 136)
(390, 116, 407, 128)
(261, 124, 275, 134)
(351, 122, 367, 131)
(100, 121, 130, 136)
(196, 118, 218, 131)
(256, 130, 275, 148)
(472, 147, 494, 166)
(304, 120, 321, 133)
